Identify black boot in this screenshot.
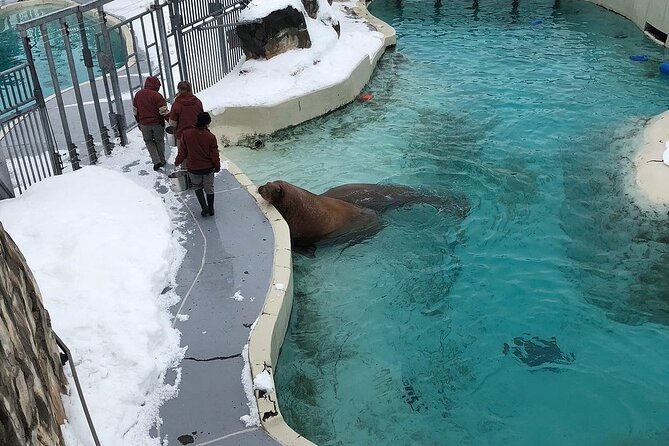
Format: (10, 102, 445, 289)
(207, 194, 215, 216)
(194, 189, 208, 217)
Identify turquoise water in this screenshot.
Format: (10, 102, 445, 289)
(0, 3, 125, 99)
(226, 0, 669, 444)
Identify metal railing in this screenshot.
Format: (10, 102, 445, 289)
(0, 0, 248, 198)
(0, 63, 61, 198)
(171, 0, 246, 92)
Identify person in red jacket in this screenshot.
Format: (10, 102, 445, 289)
(133, 76, 169, 170)
(168, 82, 203, 163)
(175, 112, 220, 217)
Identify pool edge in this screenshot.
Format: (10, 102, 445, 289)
(224, 157, 311, 445)
(633, 110, 669, 206)
(209, 0, 397, 146)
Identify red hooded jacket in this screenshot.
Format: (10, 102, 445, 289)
(133, 77, 168, 126)
(169, 92, 203, 139)
(175, 127, 220, 173)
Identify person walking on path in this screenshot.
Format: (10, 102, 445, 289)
(168, 81, 203, 166)
(174, 112, 220, 217)
(133, 76, 170, 170)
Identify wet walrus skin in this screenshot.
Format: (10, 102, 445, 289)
(258, 180, 382, 247)
(258, 181, 470, 253)
(321, 183, 470, 217)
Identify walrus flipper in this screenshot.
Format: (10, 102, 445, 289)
(292, 216, 384, 257)
(293, 243, 317, 258)
(503, 334, 575, 372)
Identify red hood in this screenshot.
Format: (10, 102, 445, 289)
(144, 76, 161, 91)
(175, 92, 200, 106)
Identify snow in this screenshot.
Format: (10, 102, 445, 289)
(253, 370, 275, 393)
(105, 0, 153, 20)
(239, 0, 308, 21)
(230, 290, 246, 301)
(200, 0, 385, 111)
(230, 290, 256, 302)
(0, 140, 187, 445)
(239, 344, 261, 427)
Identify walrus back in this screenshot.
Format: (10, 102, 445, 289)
(321, 183, 470, 217)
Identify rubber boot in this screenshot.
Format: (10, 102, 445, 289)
(207, 194, 215, 216)
(194, 189, 209, 217)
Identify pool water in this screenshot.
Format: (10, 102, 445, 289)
(0, 3, 126, 99)
(226, 0, 669, 444)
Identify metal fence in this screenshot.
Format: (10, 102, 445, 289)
(171, 0, 246, 92)
(0, 0, 246, 198)
(0, 63, 61, 199)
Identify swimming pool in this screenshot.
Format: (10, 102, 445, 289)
(0, 2, 126, 98)
(226, 0, 669, 444)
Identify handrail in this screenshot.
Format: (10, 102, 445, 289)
(0, 63, 30, 78)
(16, 0, 114, 31)
(54, 333, 102, 446)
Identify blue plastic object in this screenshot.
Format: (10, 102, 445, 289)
(660, 62, 669, 75)
(530, 19, 543, 26)
(629, 55, 649, 62)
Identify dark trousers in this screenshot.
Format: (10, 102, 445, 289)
(140, 124, 166, 164)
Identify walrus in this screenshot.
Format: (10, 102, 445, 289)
(258, 180, 470, 254)
(257, 180, 382, 248)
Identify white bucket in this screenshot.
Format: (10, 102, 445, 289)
(168, 170, 190, 192)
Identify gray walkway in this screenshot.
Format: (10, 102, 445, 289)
(158, 170, 281, 446)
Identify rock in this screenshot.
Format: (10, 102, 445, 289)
(236, 6, 311, 60)
(301, 0, 319, 19)
(0, 223, 67, 446)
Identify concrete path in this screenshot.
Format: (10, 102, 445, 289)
(157, 169, 281, 446)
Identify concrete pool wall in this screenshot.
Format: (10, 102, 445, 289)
(586, 0, 669, 44)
